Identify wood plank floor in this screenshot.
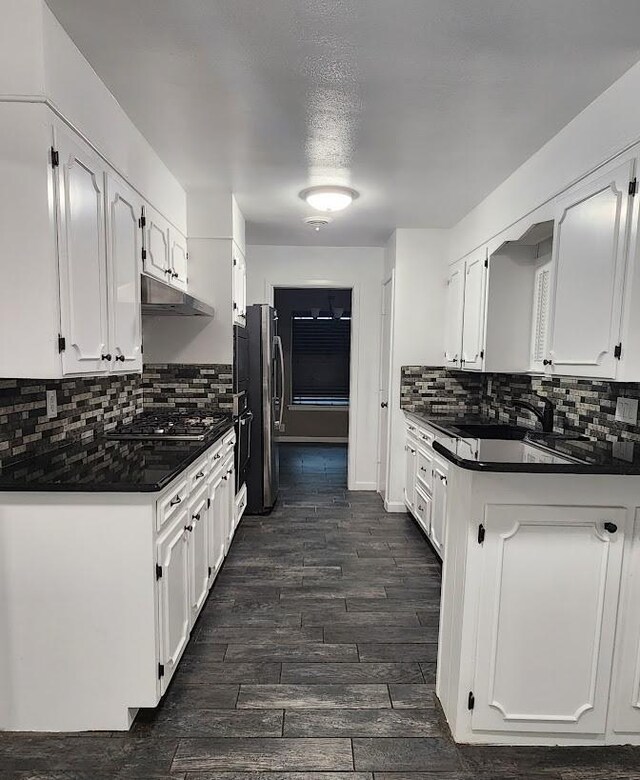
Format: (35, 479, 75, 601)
(2, 443, 640, 778)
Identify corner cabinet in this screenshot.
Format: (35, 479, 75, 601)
(546, 157, 634, 379)
(233, 243, 247, 326)
(444, 253, 487, 371)
(444, 261, 465, 368)
(143, 206, 188, 291)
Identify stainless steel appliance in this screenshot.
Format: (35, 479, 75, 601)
(246, 304, 284, 514)
(140, 274, 215, 317)
(106, 410, 230, 441)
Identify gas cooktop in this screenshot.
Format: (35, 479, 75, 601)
(106, 410, 231, 441)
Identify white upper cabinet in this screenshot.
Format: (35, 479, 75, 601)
(444, 260, 465, 368)
(472, 504, 625, 736)
(143, 206, 171, 283)
(530, 262, 552, 372)
(460, 253, 487, 370)
(55, 125, 110, 376)
(233, 244, 247, 327)
(105, 173, 143, 373)
(170, 229, 188, 290)
(547, 158, 634, 378)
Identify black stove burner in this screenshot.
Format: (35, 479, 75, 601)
(107, 411, 229, 441)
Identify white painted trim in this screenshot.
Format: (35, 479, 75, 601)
(351, 481, 378, 492)
(384, 499, 407, 513)
(265, 279, 362, 492)
(277, 436, 349, 443)
(287, 404, 349, 412)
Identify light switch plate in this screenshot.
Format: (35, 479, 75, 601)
(615, 396, 638, 425)
(46, 389, 57, 419)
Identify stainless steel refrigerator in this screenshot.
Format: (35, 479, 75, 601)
(246, 304, 284, 514)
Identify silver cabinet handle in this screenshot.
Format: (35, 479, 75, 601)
(195, 471, 205, 480)
(170, 495, 182, 506)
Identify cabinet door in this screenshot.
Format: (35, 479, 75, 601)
(187, 486, 210, 623)
(444, 261, 465, 368)
(233, 246, 247, 326)
(223, 456, 236, 549)
(144, 207, 170, 282)
(430, 461, 448, 559)
(157, 510, 190, 693)
(55, 126, 109, 376)
(530, 262, 552, 372)
(169, 229, 188, 291)
(611, 511, 640, 734)
(207, 471, 227, 586)
(105, 173, 143, 373)
(414, 486, 432, 537)
(461, 254, 487, 370)
(404, 441, 417, 514)
(472, 505, 624, 735)
(548, 159, 633, 378)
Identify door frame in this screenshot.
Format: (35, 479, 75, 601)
(265, 280, 359, 491)
(377, 272, 395, 498)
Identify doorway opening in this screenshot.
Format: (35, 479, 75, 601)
(273, 287, 352, 451)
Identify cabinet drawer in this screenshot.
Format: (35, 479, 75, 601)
(414, 486, 432, 537)
(157, 477, 188, 532)
(187, 455, 211, 492)
(416, 449, 434, 493)
(417, 428, 436, 448)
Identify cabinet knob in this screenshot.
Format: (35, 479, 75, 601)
(195, 471, 205, 479)
(101, 353, 112, 361)
(184, 524, 193, 533)
(214, 454, 221, 460)
(172, 271, 179, 279)
(192, 513, 200, 521)
(543, 359, 553, 366)
(604, 522, 618, 534)
(381, 402, 388, 408)
(115, 355, 125, 362)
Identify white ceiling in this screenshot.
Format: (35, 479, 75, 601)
(46, 1, 640, 246)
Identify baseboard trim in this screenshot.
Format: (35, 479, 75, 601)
(348, 481, 377, 492)
(277, 436, 349, 443)
(384, 499, 408, 513)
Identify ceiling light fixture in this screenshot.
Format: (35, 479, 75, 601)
(300, 185, 359, 213)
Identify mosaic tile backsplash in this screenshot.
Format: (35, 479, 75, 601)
(401, 366, 640, 443)
(0, 364, 232, 468)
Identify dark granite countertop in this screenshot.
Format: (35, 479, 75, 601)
(0, 422, 234, 493)
(404, 410, 640, 474)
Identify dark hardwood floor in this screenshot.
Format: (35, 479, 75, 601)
(1, 443, 640, 778)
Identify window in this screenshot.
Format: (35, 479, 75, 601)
(291, 315, 351, 406)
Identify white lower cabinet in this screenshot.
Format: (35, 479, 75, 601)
(471, 505, 625, 736)
(157, 507, 191, 693)
(208, 468, 228, 585)
(404, 440, 418, 513)
(430, 460, 448, 558)
(188, 485, 211, 622)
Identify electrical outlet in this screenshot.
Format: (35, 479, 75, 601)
(615, 396, 638, 425)
(46, 389, 58, 419)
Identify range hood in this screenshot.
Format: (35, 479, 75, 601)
(141, 275, 215, 317)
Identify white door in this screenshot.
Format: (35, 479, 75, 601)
(430, 460, 448, 559)
(472, 505, 625, 735)
(548, 158, 634, 378)
(611, 510, 640, 734)
(105, 173, 142, 373)
(169, 229, 188, 290)
(461, 253, 487, 370)
(233, 246, 247, 326)
(377, 275, 394, 498)
(187, 486, 210, 622)
(404, 440, 417, 514)
(144, 207, 170, 282)
(207, 470, 227, 586)
(157, 510, 190, 692)
(55, 126, 109, 375)
(444, 261, 465, 368)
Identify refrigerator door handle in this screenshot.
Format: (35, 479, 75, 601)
(275, 335, 285, 429)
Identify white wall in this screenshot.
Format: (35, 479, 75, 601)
(384, 229, 449, 510)
(246, 245, 385, 491)
(450, 59, 640, 262)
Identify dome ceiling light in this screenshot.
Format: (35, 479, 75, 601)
(300, 185, 359, 213)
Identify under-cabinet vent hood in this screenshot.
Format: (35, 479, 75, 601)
(141, 275, 215, 317)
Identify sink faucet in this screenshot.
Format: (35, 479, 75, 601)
(512, 395, 554, 433)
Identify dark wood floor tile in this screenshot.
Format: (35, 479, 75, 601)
(281, 586, 388, 599)
(384, 587, 441, 600)
(373, 773, 474, 780)
(225, 643, 359, 662)
(174, 662, 281, 685)
(357, 644, 438, 663)
(181, 643, 228, 663)
(300, 605, 350, 623)
(133, 708, 283, 737)
(352, 737, 462, 772)
(346, 598, 437, 612)
(183, 774, 372, 780)
(420, 662, 437, 684)
(304, 611, 420, 627)
(197, 627, 320, 644)
(389, 684, 436, 709)
(284, 708, 444, 737)
(281, 662, 423, 685)
(237, 684, 391, 709)
(172, 738, 354, 772)
(161, 684, 239, 710)
(416, 610, 441, 628)
(197, 612, 303, 628)
(324, 626, 437, 644)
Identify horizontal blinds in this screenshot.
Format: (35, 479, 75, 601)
(291, 318, 350, 401)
